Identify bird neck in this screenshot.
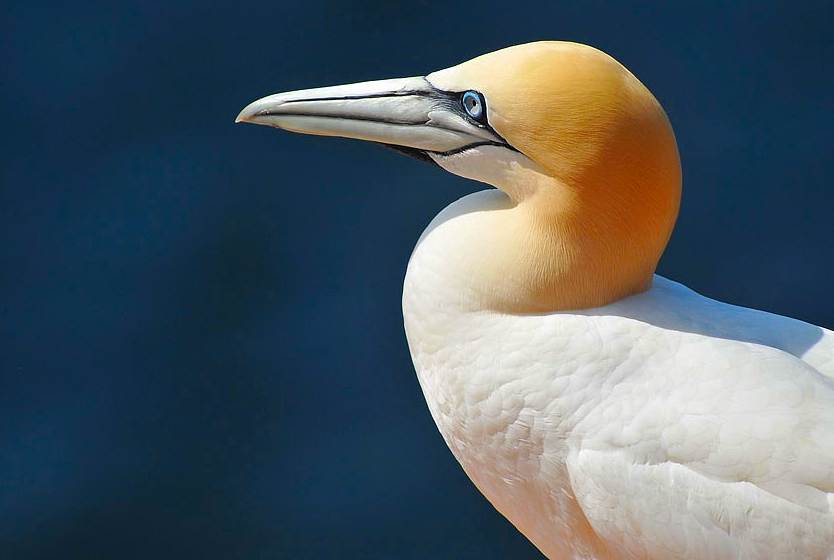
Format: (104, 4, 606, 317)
(408, 178, 676, 314)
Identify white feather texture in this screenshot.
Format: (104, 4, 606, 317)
(403, 190, 834, 560)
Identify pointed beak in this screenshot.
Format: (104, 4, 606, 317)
(235, 76, 507, 156)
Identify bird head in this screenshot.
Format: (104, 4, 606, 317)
(237, 42, 682, 311)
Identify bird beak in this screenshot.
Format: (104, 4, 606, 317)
(235, 76, 508, 160)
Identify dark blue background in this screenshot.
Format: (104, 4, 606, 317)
(2, 1, 832, 558)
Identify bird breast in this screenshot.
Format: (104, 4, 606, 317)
(402, 191, 631, 558)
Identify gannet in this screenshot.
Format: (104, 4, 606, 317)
(236, 42, 834, 559)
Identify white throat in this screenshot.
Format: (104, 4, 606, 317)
(430, 145, 552, 203)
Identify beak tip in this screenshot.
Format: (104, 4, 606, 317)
(235, 108, 252, 124)
(236, 98, 267, 125)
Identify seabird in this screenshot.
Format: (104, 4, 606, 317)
(236, 41, 834, 559)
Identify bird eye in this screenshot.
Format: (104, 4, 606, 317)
(461, 91, 485, 122)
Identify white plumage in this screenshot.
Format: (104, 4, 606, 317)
(238, 41, 834, 559)
(403, 189, 834, 559)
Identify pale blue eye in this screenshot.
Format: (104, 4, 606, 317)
(462, 91, 484, 121)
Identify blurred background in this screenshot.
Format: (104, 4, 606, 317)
(2, 0, 832, 557)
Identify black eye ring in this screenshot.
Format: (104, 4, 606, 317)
(461, 90, 487, 123)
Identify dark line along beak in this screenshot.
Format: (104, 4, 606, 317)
(235, 76, 510, 159)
